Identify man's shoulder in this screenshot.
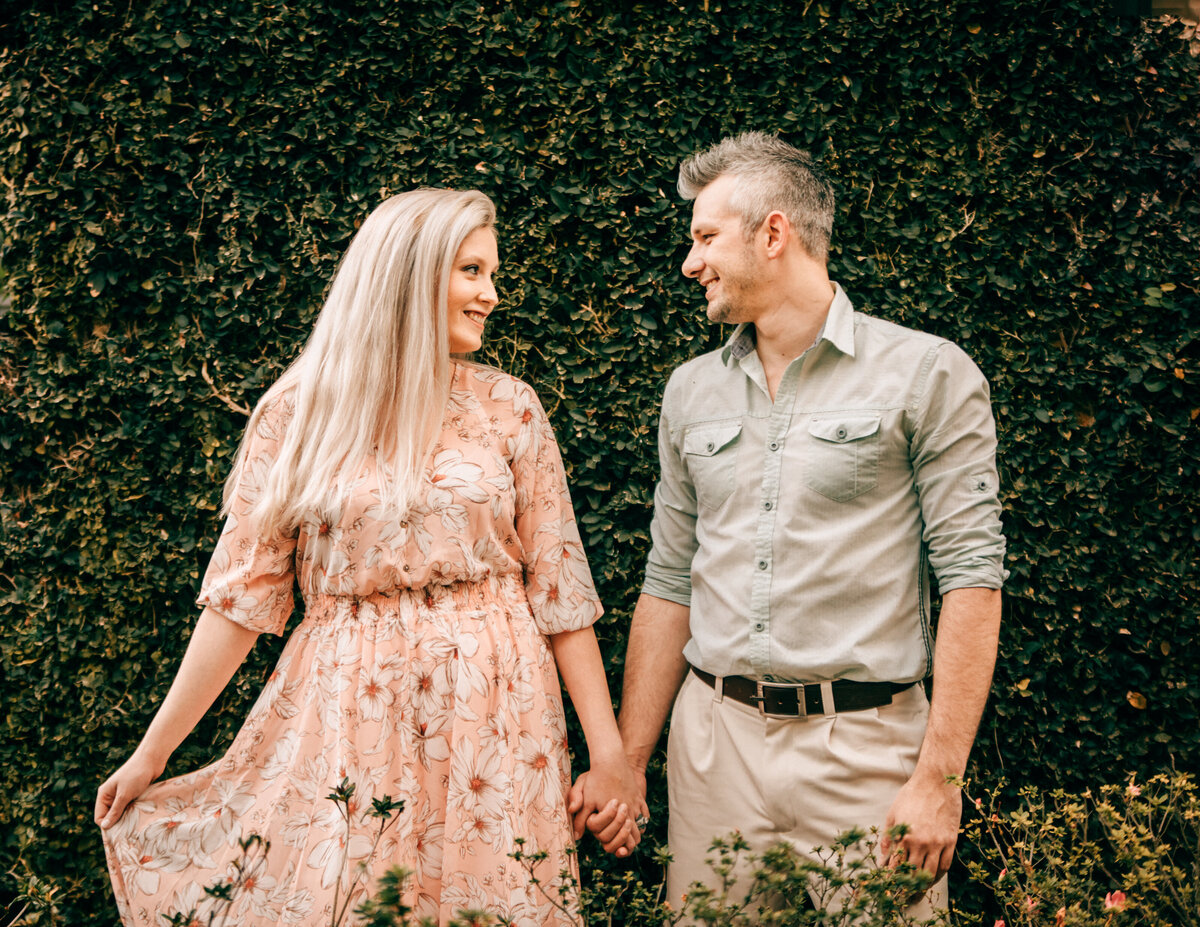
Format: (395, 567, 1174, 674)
(852, 310, 949, 353)
(667, 345, 731, 384)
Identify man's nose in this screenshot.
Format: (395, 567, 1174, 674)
(682, 245, 703, 279)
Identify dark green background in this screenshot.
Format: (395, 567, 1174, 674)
(2, 1, 1197, 922)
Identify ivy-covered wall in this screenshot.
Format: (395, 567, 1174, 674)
(1, 1, 1197, 921)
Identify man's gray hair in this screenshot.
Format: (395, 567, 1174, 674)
(678, 132, 836, 262)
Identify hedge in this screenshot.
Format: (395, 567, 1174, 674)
(1, 1, 1197, 922)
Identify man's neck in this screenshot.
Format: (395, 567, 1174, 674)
(752, 276, 836, 398)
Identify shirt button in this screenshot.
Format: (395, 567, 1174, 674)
(769, 441, 779, 451)
(836, 427, 847, 440)
(763, 501, 773, 510)
(754, 622, 764, 632)
(706, 441, 714, 452)
(757, 559, 768, 570)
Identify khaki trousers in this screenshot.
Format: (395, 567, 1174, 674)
(665, 671, 947, 919)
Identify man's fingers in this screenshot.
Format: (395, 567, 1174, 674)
(934, 844, 956, 882)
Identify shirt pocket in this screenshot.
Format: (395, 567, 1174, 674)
(683, 422, 743, 510)
(804, 414, 882, 502)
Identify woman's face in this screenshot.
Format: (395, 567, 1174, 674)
(446, 226, 499, 354)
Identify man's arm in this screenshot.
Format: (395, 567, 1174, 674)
(882, 585, 1001, 880)
(618, 592, 693, 770)
(568, 592, 691, 838)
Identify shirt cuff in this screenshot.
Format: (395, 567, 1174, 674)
(641, 563, 692, 606)
(934, 561, 1010, 594)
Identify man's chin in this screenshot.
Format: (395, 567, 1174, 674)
(706, 302, 737, 324)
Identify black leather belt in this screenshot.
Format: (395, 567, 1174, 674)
(691, 666, 918, 718)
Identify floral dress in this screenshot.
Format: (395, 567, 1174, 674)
(103, 362, 602, 926)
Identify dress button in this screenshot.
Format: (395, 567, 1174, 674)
(402, 564, 410, 572)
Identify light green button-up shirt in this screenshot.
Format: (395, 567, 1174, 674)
(642, 284, 1008, 684)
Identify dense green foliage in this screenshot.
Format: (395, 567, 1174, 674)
(1, 0, 1196, 922)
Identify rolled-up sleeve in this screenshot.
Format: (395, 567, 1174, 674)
(196, 399, 299, 635)
(642, 372, 699, 605)
(910, 343, 1009, 593)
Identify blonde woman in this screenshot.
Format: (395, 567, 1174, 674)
(95, 188, 646, 926)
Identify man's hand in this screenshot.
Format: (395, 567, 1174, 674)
(880, 772, 962, 882)
(567, 766, 648, 857)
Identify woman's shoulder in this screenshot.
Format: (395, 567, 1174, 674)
(454, 360, 542, 407)
(247, 384, 299, 441)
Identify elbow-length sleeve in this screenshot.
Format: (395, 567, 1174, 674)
(509, 382, 603, 636)
(195, 398, 299, 635)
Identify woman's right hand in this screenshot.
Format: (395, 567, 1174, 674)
(95, 751, 164, 829)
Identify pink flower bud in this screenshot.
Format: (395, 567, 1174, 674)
(1104, 890, 1127, 911)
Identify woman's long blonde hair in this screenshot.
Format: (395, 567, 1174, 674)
(225, 188, 497, 531)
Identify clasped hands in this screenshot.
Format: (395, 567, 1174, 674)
(566, 759, 648, 858)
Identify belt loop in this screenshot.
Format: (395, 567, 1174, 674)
(713, 674, 724, 703)
(819, 681, 836, 717)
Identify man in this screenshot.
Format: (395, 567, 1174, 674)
(572, 132, 1007, 916)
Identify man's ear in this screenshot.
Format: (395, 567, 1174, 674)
(762, 210, 790, 259)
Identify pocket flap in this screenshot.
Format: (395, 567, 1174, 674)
(684, 423, 742, 457)
(808, 415, 881, 444)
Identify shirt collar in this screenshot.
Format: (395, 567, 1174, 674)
(720, 282, 857, 366)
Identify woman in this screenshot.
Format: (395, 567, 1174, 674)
(95, 188, 645, 926)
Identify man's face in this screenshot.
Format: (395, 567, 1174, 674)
(681, 174, 763, 325)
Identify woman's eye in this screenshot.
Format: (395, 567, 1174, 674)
(463, 264, 479, 275)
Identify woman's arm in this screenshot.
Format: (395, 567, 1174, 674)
(549, 625, 647, 856)
(94, 609, 259, 828)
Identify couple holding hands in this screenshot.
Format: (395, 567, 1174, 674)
(95, 132, 1006, 926)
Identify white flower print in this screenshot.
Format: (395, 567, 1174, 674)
(427, 449, 490, 506)
(306, 827, 375, 890)
(202, 581, 260, 627)
(479, 712, 510, 759)
(247, 655, 301, 723)
(113, 837, 164, 896)
(260, 728, 301, 782)
(515, 732, 563, 811)
(447, 738, 511, 821)
(195, 778, 256, 853)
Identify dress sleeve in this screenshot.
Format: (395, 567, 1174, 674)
(195, 398, 300, 635)
(510, 383, 603, 636)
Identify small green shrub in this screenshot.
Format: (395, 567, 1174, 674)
(964, 772, 1200, 926)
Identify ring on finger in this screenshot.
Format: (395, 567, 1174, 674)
(635, 814, 649, 830)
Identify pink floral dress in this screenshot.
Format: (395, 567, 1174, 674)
(103, 362, 602, 926)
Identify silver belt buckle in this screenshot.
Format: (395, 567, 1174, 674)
(756, 679, 807, 719)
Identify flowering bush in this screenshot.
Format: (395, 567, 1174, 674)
(964, 772, 1199, 926)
